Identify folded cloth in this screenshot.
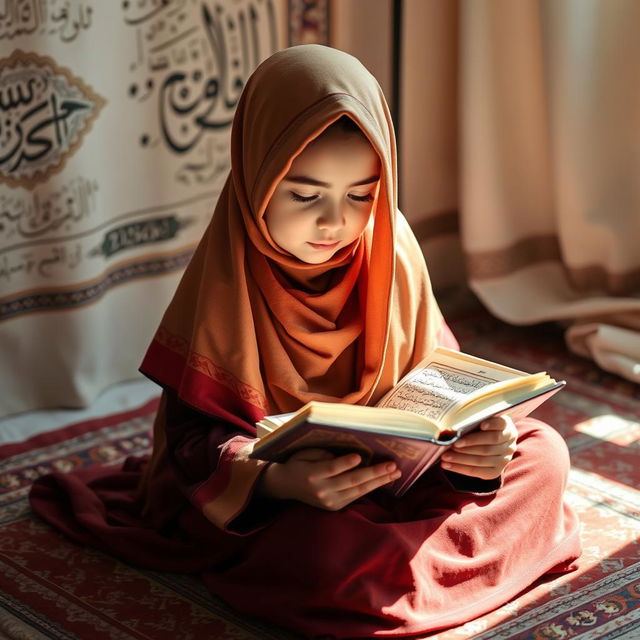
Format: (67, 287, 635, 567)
(566, 322, 640, 383)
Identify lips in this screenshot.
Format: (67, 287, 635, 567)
(308, 240, 340, 250)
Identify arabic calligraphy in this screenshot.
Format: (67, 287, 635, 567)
(379, 366, 495, 422)
(0, 241, 81, 281)
(0, 175, 97, 242)
(0, 2, 280, 317)
(175, 137, 228, 184)
(0, 50, 105, 189)
(89, 214, 195, 259)
(0, 0, 93, 42)
(124, 0, 278, 184)
(0, 248, 194, 321)
(0, 214, 191, 282)
(0, 188, 215, 297)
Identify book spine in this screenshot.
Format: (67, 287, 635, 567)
(391, 446, 449, 496)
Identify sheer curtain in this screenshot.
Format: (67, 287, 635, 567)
(0, 1, 284, 417)
(400, 0, 640, 382)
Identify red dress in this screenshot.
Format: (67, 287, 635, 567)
(29, 330, 581, 639)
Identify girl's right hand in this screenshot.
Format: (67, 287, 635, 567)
(259, 448, 401, 511)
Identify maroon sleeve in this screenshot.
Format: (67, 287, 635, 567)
(163, 390, 286, 535)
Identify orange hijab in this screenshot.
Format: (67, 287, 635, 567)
(140, 45, 443, 432)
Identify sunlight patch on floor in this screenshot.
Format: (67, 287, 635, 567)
(573, 414, 640, 444)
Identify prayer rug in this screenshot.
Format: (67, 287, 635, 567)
(0, 297, 638, 639)
(0, 398, 300, 640)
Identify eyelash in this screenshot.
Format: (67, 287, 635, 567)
(290, 192, 373, 203)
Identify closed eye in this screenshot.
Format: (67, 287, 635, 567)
(290, 191, 318, 203)
(289, 192, 373, 204)
(348, 193, 373, 202)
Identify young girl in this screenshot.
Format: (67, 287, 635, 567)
(30, 45, 581, 638)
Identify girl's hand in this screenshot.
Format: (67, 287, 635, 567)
(259, 448, 401, 511)
(439, 415, 518, 480)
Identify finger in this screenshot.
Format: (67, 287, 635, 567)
(449, 443, 517, 457)
(328, 469, 402, 510)
(309, 452, 363, 480)
(327, 461, 398, 492)
(441, 451, 512, 469)
(454, 429, 513, 448)
(480, 416, 515, 431)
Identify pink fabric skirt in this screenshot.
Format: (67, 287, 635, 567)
(30, 416, 581, 639)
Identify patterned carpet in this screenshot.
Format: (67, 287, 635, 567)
(1, 295, 639, 639)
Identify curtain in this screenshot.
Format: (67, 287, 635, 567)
(0, 0, 285, 418)
(398, 0, 640, 383)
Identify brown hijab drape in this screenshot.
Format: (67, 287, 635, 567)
(140, 44, 443, 432)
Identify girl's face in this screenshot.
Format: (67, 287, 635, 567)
(264, 127, 381, 264)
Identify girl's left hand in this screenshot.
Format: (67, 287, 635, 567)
(439, 415, 518, 480)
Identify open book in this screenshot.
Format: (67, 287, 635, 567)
(249, 347, 565, 496)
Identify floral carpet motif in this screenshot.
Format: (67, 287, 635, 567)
(0, 297, 638, 639)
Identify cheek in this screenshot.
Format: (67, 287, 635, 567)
(264, 198, 290, 238)
(265, 203, 307, 245)
(352, 206, 373, 232)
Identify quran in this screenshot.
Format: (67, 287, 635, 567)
(250, 347, 565, 496)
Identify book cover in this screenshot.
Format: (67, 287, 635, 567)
(250, 381, 565, 496)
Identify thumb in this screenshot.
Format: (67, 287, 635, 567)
(480, 415, 510, 430)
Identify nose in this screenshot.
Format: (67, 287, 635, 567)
(317, 201, 344, 230)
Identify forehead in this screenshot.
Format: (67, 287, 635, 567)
(286, 130, 380, 176)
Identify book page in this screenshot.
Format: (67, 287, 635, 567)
(376, 349, 524, 422)
(258, 348, 533, 436)
(262, 412, 294, 428)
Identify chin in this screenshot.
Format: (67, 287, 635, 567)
(293, 243, 346, 264)
(301, 255, 332, 265)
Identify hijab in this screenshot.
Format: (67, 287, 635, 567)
(140, 44, 443, 433)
